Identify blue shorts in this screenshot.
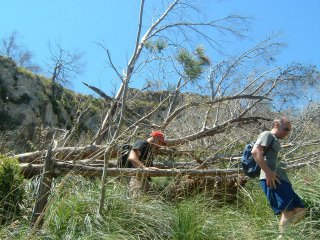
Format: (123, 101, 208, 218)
(259, 179, 305, 215)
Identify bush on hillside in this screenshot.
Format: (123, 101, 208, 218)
(0, 155, 25, 224)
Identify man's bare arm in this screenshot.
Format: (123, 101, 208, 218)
(128, 149, 144, 168)
(251, 145, 280, 188)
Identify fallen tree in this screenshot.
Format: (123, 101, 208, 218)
(14, 145, 195, 163)
(19, 161, 243, 179)
(19, 157, 320, 180)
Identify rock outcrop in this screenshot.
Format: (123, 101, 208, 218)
(0, 56, 102, 153)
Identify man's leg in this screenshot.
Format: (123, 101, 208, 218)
(291, 207, 306, 223)
(259, 180, 306, 233)
(279, 210, 293, 233)
(279, 208, 306, 233)
(129, 176, 151, 198)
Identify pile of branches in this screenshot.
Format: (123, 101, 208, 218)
(14, 144, 249, 199)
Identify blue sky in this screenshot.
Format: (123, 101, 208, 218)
(1, 0, 319, 95)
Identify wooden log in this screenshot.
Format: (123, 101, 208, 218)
(20, 161, 243, 179)
(20, 158, 319, 180)
(14, 144, 111, 163)
(69, 159, 201, 169)
(15, 150, 44, 164)
(285, 159, 320, 170)
(30, 140, 54, 228)
(14, 145, 197, 163)
(13, 139, 320, 164)
(17, 151, 223, 170)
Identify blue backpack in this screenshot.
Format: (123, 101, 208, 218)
(241, 137, 275, 178)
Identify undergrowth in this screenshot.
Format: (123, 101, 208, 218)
(0, 165, 320, 239)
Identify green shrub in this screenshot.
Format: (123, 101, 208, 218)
(17, 66, 35, 79)
(0, 155, 25, 224)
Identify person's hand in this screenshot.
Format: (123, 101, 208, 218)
(266, 171, 281, 189)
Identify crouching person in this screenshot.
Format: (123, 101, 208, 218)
(127, 131, 166, 198)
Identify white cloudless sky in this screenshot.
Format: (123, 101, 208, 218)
(1, 0, 319, 95)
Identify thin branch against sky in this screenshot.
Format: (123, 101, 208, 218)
(0, 0, 319, 94)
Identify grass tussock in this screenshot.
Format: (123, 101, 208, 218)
(0, 165, 320, 239)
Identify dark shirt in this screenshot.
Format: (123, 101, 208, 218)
(132, 140, 155, 167)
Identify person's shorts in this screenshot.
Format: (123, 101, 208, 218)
(259, 179, 305, 215)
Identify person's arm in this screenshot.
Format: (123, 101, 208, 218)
(128, 149, 145, 168)
(251, 144, 280, 188)
(127, 149, 158, 169)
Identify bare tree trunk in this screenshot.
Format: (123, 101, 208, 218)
(30, 138, 55, 228)
(98, 145, 112, 214)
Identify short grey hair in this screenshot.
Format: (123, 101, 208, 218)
(272, 116, 290, 127)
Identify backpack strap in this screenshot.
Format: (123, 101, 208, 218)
(264, 135, 275, 155)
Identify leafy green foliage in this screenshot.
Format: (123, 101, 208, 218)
(0, 155, 25, 224)
(177, 47, 210, 80)
(145, 38, 168, 53)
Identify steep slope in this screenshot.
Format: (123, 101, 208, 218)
(0, 56, 103, 153)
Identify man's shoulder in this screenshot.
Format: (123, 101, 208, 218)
(132, 140, 149, 149)
(258, 131, 276, 140)
(256, 131, 274, 146)
(259, 131, 271, 137)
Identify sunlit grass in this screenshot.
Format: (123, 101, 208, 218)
(1, 164, 320, 239)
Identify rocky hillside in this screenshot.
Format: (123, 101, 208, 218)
(0, 56, 192, 154)
(0, 56, 175, 154)
(0, 56, 104, 153)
